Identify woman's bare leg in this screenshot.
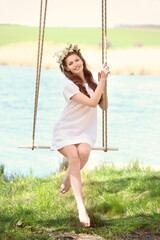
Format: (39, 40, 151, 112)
(60, 143, 91, 194)
(58, 144, 90, 227)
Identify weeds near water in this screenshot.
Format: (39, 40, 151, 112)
(0, 164, 4, 177)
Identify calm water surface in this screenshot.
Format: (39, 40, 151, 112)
(0, 65, 159, 177)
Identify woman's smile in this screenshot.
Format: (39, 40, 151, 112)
(74, 65, 81, 71)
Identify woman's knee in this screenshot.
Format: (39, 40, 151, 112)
(77, 143, 91, 160)
(69, 151, 80, 164)
(59, 145, 80, 163)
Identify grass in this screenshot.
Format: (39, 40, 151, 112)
(0, 161, 160, 239)
(1, 24, 160, 48)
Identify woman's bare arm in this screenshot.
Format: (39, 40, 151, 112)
(71, 63, 110, 108)
(98, 95, 108, 110)
(71, 79, 105, 108)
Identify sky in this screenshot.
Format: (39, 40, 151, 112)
(0, 0, 160, 28)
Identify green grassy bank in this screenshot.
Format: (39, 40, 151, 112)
(0, 161, 160, 239)
(1, 24, 160, 48)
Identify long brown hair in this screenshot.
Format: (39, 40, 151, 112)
(62, 52, 97, 98)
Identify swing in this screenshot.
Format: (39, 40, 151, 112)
(19, 0, 118, 152)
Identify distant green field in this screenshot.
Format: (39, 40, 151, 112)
(0, 24, 160, 48)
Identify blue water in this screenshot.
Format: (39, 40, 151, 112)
(0, 65, 160, 177)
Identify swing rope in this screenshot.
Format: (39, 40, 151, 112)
(102, 0, 105, 148)
(19, 0, 118, 152)
(104, 0, 108, 152)
(102, 0, 108, 152)
(32, 0, 48, 150)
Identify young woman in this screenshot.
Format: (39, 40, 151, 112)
(51, 44, 110, 227)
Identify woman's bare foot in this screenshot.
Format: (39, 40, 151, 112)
(60, 174, 71, 194)
(78, 207, 90, 227)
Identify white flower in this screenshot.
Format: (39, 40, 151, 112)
(53, 43, 81, 72)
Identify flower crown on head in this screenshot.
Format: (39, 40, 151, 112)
(53, 43, 82, 72)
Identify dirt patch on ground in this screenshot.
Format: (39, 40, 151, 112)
(37, 229, 160, 240)
(36, 230, 102, 240)
(53, 231, 160, 240)
(125, 228, 160, 240)
(53, 233, 101, 239)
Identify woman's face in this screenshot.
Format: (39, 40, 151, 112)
(65, 54, 84, 75)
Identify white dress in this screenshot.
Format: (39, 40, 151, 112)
(50, 79, 97, 151)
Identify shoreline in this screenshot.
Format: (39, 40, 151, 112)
(0, 42, 160, 75)
(85, 160, 160, 172)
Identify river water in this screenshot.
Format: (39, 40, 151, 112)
(0, 65, 159, 177)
